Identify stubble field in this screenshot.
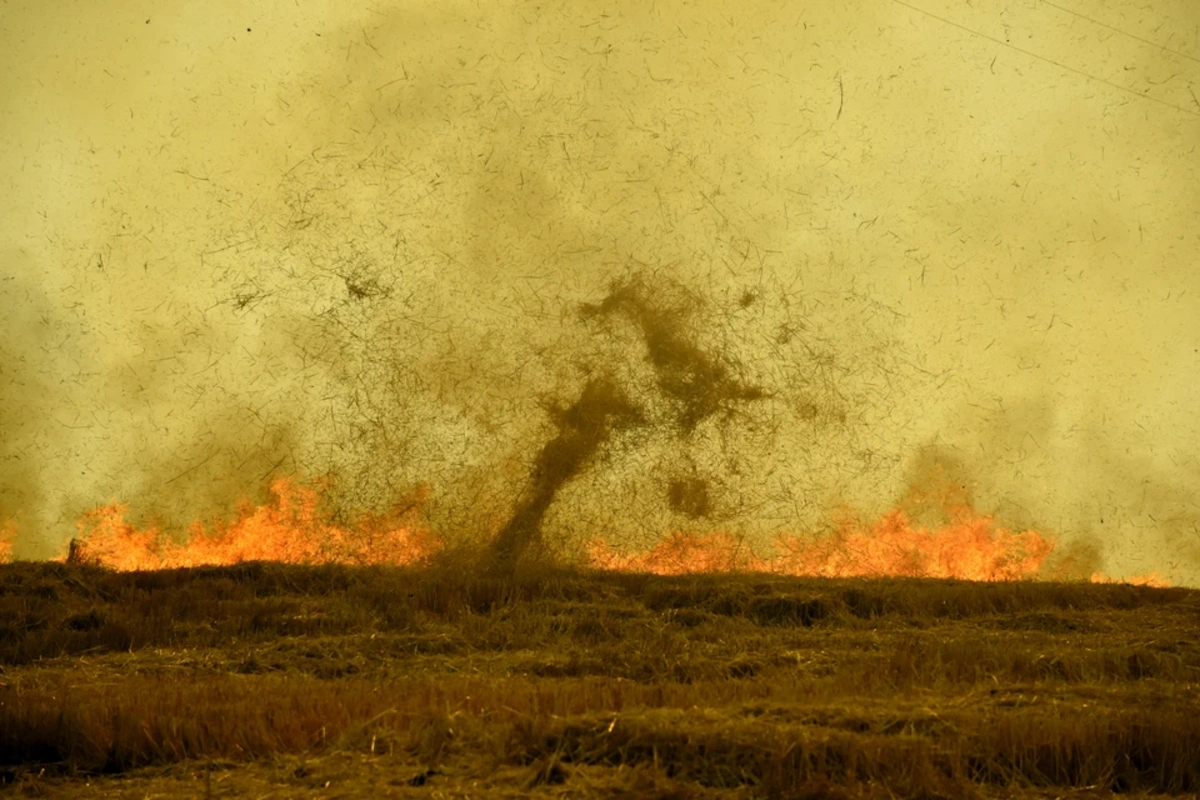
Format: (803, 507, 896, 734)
(1, 559, 1197, 798)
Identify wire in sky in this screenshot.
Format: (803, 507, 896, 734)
(892, 0, 1200, 117)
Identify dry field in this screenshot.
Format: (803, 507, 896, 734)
(0, 560, 1197, 798)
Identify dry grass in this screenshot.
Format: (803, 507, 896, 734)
(1, 560, 1198, 797)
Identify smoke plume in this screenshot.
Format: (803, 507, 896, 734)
(1, 0, 1196, 582)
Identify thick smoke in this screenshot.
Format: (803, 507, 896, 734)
(579, 277, 769, 432)
(1, 0, 1197, 582)
(0, 270, 59, 539)
(488, 375, 643, 571)
(488, 275, 773, 570)
(279, 263, 909, 567)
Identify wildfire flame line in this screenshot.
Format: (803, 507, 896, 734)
(61, 478, 437, 571)
(0, 478, 1170, 586)
(587, 508, 1054, 581)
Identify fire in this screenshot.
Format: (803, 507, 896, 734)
(587, 508, 1174, 586)
(1088, 571, 1170, 588)
(0, 479, 1169, 587)
(0, 519, 15, 564)
(63, 478, 439, 571)
(587, 506, 1056, 581)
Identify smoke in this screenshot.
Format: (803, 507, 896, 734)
(487, 274, 771, 570)
(489, 375, 643, 571)
(1, 0, 1197, 581)
(579, 276, 769, 431)
(0, 267, 59, 543)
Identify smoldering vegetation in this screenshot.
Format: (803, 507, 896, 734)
(1, 560, 1197, 797)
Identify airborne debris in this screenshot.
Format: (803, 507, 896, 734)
(488, 376, 642, 575)
(489, 274, 770, 573)
(580, 275, 769, 433)
(667, 476, 711, 519)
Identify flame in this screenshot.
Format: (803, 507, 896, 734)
(0, 477, 1166, 586)
(588, 506, 1056, 581)
(64, 478, 439, 571)
(1088, 571, 1170, 588)
(0, 519, 15, 564)
(586, 472, 1172, 585)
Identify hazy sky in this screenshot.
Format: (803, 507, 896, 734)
(2, 0, 1198, 582)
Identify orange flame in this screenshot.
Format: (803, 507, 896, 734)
(8, 477, 1168, 587)
(1088, 571, 1170, 588)
(66, 478, 439, 571)
(588, 506, 1056, 581)
(0, 519, 15, 564)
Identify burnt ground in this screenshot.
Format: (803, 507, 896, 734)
(1, 559, 1198, 798)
